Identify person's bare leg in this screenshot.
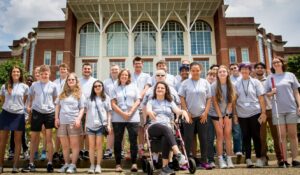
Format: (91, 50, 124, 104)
(60, 137, 70, 164)
(70, 136, 80, 165)
(0, 131, 9, 166)
(96, 136, 103, 165)
(29, 132, 39, 164)
(13, 131, 22, 167)
(45, 129, 54, 162)
(287, 124, 299, 160)
(213, 120, 224, 156)
(88, 135, 95, 166)
(224, 118, 233, 156)
(278, 125, 287, 161)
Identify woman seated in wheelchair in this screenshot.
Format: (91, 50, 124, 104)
(146, 81, 192, 174)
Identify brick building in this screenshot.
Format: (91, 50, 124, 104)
(0, 0, 299, 80)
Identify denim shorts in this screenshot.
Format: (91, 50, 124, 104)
(86, 127, 104, 136)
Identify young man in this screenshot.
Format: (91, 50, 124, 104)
(147, 60, 178, 89)
(23, 65, 58, 173)
(175, 65, 190, 91)
(131, 57, 151, 156)
(52, 63, 69, 161)
(103, 64, 120, 159)
(229, 63, 243, 162)
(175, 59, 191, 82)
(79, 63, 97, 160)
(254, 62, 282, 166)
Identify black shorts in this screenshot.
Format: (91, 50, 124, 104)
(31, 110, 55, 132)
(210, 115, 233, 121)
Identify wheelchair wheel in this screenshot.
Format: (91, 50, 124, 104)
(147, 160, 154, 175)
(141, 157, 148, 173)
(188, 157, 196, 174)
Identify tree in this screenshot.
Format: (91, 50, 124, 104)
(287, 55, 300, 80)
(0, 57, 27, 86)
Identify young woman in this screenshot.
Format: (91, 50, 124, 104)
(147, 81, 190, 175)
(208, 65, 235, 169)
(111, 69, 141, 172)
(0, 66, 29, 173)
(234, 63, 266, 168)
(178, 62, 212, 170)
(55, 73, 85, 173)
(265, 56, 300, 168)
(85, 80, 112, 174)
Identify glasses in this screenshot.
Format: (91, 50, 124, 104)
(272, 61, 281, 65)
(156, 74, 165, 77)
(67, 79, 76, 81)
(94, 85, 102, 88)
(230, 67, 238, 70)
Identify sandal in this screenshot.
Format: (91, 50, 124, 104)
(131, 164, 138, 172)
(115, 165, 123, 172)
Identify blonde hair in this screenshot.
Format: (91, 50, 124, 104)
(216, 65, 236, 103)
(59, 72, 81, 100)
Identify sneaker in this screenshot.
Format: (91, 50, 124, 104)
(87, 165, 95, 174)
(34, 151, 39, 160)
(199, 163, 213, 170)
(292, 160, 300, 168)
(227, 157, 234, 168)
(57, 164, 69, 173)
(176, 153, 187, 166)
(235, 152, 242, 164)
(40, 150, 47, 161)
(22, 163, 36, 172)
(53, 152, 59, 162)
(103, 149, 113, 159)
(180, 165, 188, 170)
(47, 163, 54, 173)
(261, 156, 268, 166)
(23, 151, 30, 160)
(8, 151, 14, 160)
(278, 161, 286, 168)
(246, 159, 254, 168)
(66, 164, 77, 174)
(219, 157, 227, 169)
(161, 165, 175, 175)
(285, 161, 290, 167)
(131, 164, 138, 172)
(95, 165, 102, 174)
(115, 165, 123, 172)
(256, 158, 264, 168)
(209, 162, 216, 169)
(12, 167, 19, 173)
(83, 150, 89, 160)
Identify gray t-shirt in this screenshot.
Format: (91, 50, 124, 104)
(178, 78, 211, 117)
(147, 73, 178, 88)
(53, 78, 66, 95)
(235, 77, 264, 118)
(56, 94, 85, 125)
(79, 76, 97, 98)
(132, 72, 151, 93)
(29, 81, 58, 113)
(265, 72, 300, 114)
(230, 75, 241, 85)
(103, 77, 118, 97)
(1, 83, 29, 114)
(85, 96, 112, 130)
(147, 99, 177, 127)
(208, 82, 230, 117)
(142, 85, 180, 107)
(111, 83, 141, 123)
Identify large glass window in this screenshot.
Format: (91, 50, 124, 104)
(44, 51, 51, 65)
(134, 22, 156, 56)
(166, 60, 181, 76)
(107, 22, 128, 56)
(194, 59, 209, 78)
(143, 61, 153, 76)
(80, 23, 100, 57)
(110, 60, 126, 69)
(241, 48, 250, 63)
(229, 48, 237, 63)
(190, 21, 212, 55)
(162, 22, 184, 55)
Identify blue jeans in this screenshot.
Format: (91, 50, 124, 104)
(207, 116, 215, 163)
(232, 121, 242, 153)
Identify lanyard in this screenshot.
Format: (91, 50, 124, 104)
(192, 79, 199, 92)
(40, 82, 50, 103)
(59, 78, 65, 89)
(121, 86, 127, 102)
(242, 79, 250, 97)
(11, 83, 20, 103)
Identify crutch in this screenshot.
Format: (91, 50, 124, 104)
(271, 77, 286, 167)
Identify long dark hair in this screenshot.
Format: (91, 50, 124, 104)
(90, 80, 106, 101)
(6, 66, 24, 95)
(152, 81, 173, 102)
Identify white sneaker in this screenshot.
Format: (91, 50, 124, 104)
(95, 165, 101, 174)
(219, 157, 227, 169)
(88, 165, 95, 174)
(57, 164, 69, 173)
(256, 158, 264, 168)
(227, 157, 235, 168)
(246, 159, 254, 168)
(209, 162, 216, 168)
(66, 164, 77, 174)
(176, 153, 188, 165)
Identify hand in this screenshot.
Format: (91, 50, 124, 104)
(55, 118, 60, 128)
(200, 113, 208, 124)
(74, 118, 81, 128)
(233, 115, 239, 125)
(148, 111, 156, 121)
(271, 88, 277, 95)
(122, 112, 130, 121)
(27, 107, 32, 114)
(128, 109, 134, 117)
(259, 113, 267, 124)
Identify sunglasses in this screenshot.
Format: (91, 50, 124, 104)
(156, 74, 165, 77)
(94, 85, 102, 88)
(230, 67, 238, 70)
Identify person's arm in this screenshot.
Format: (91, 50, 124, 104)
(232, 97, 239, 124)
(128, 99, 141, 117)
(140, 85, 150, 99)
(258, 95, 267, 124)
(293, 89, 300, 114)
(111, 99, 128, 120)
(172, 105, 191, 123)
(212, 96, 223, 118)
(180, 96, 192, 122)
(54, 104, 60, 128)
(146, 101, 156, 121)
(107, 111, 112, 133)
(200, 97, 211, 124)
(75, 107, 85, 128)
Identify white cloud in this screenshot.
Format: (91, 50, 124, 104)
(225, 0, 300, 46)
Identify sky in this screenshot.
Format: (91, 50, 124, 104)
(0, 0, 299, 51)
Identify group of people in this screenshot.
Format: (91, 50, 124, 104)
(0, 56, 299, 174)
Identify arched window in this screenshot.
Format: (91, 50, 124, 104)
(162, 21, 184, 55)
(133, 22, 156, 56)
(79, 23, 99, 57)
(107, 22, 128, 56)
(190, 21, 212, 55)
